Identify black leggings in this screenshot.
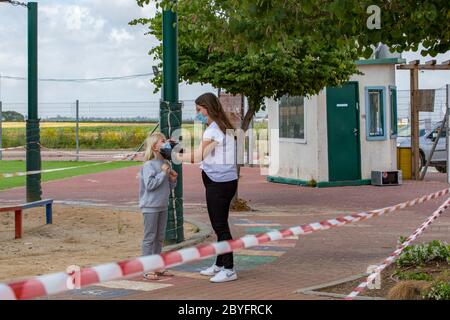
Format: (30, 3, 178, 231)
(202, 170, 238, 269)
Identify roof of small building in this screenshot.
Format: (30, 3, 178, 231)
(355, 57, 407, 65)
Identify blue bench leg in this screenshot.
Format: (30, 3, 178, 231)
(46, 204, 53, 224)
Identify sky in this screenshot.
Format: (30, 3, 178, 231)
(0, 0, 449, 118)
(0, 0, 214, 107)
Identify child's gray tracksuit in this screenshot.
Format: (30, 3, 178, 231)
(139, 159, 176, 256)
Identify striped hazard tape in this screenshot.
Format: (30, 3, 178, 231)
(345, 196, 450, 300)
(0, 151, 141, 179)
(0, 160, 117, 178)
(37, 144, 144, 159)
(0, 145, 26, 151)
(0, 187, 449, 300)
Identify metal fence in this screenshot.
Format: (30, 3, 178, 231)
(0, 99, 269, 165)
(0, 100, 196, 122)
(398, 87, 448, 131)
(0, 99, 268, 122)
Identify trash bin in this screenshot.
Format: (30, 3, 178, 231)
(397, 147, 411, 180)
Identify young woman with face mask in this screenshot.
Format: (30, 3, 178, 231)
(175, 92, 238, 283)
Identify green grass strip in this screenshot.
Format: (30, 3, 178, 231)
(0, 160, 141, 191)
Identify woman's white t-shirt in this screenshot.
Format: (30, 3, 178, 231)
(200, 121, 238, 182)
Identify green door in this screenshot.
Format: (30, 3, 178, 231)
(326, 82, 361, 182)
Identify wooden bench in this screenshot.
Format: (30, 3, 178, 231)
(0, 199, 53, 239)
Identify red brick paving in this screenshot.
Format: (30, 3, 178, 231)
(1, 163, 448, 209)
(1, 165, 450, 299)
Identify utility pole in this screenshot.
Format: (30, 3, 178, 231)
(161, 1, 184, 243)
(26, 1, 41, 202)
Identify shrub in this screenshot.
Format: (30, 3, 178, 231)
(423, 281, 450, 300)
(394, 270, 433, 282)
(397, 240, 450, 267)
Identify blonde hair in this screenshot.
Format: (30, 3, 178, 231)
(144, 132, 166, 161)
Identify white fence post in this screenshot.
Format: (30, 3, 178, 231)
(76, 99, 79, 161)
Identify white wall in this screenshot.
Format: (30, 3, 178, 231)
(353, 64, 398, 179)
(268, 95, 322, 181)
(268, 63, 398, 182)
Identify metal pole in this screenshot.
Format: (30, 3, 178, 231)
(248, 119, 254, 166)
(447, 84, 450, 184)
(420, 108, 448, 180)
(161, 0, 183, 243)
(26, 2, 41, 202)
(0, 101, 2, 161)
(410, 68, 420, 180)
(76, 100, 79, 161)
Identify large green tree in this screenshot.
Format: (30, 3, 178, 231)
(132, 0, 448, 130)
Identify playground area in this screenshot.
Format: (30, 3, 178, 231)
(0, 163, 449, 300)
(0, 0, 449, 307)
(0, 204, 199, 282)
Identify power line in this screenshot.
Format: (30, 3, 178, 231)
(0, 73, 154, 82)
(0, 0, 27, 8)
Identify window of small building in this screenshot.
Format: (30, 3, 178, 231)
(279, 95, 305, 141)
(365, 87, 386, 140)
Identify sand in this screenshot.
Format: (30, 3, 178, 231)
(0, 205, 197, 282)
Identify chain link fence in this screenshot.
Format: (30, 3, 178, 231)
(398, 87, 448, 133)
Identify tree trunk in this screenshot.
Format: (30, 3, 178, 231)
(241, 107, 256, 132)
(231, 99, 257, 211)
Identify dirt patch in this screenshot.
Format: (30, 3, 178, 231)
(230, 198, 252, 212)
(317, 262, 449, 299)
(0, 205, 198, 282)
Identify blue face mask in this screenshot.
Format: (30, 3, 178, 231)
(195, 112, 209, 124)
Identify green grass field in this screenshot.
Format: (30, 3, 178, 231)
(0, 160, 140, 191)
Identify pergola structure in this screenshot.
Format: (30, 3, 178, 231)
(397, 60, 450, 180)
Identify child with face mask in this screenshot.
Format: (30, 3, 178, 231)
(139, 132, 178, 280)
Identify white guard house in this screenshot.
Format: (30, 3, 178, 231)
(266, 57, 406, 187)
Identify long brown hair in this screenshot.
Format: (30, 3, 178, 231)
(195, 92, 235, 134)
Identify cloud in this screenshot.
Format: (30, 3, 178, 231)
(0, 0, 165, 104)
(39, 4, 106, 41)
(63, 5, 104, 31)
(109, 28, 134, 44)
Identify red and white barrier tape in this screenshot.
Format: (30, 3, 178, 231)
(0, 151, 140, 179)
(345, 196, 450, 300)
(0, 161, 117, 178)
(38, 144, 144, 159)
(0, 187, 449, 300)
(0, 145, 26, 152)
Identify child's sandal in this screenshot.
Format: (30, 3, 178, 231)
(156, 270, 174, 277)
(143, 272, 160, 280)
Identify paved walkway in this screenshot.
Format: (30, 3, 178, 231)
(1, 165, 450, 299)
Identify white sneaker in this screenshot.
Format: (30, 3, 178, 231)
(200, 264, 223, 276)
(210, 269, 237, 283)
